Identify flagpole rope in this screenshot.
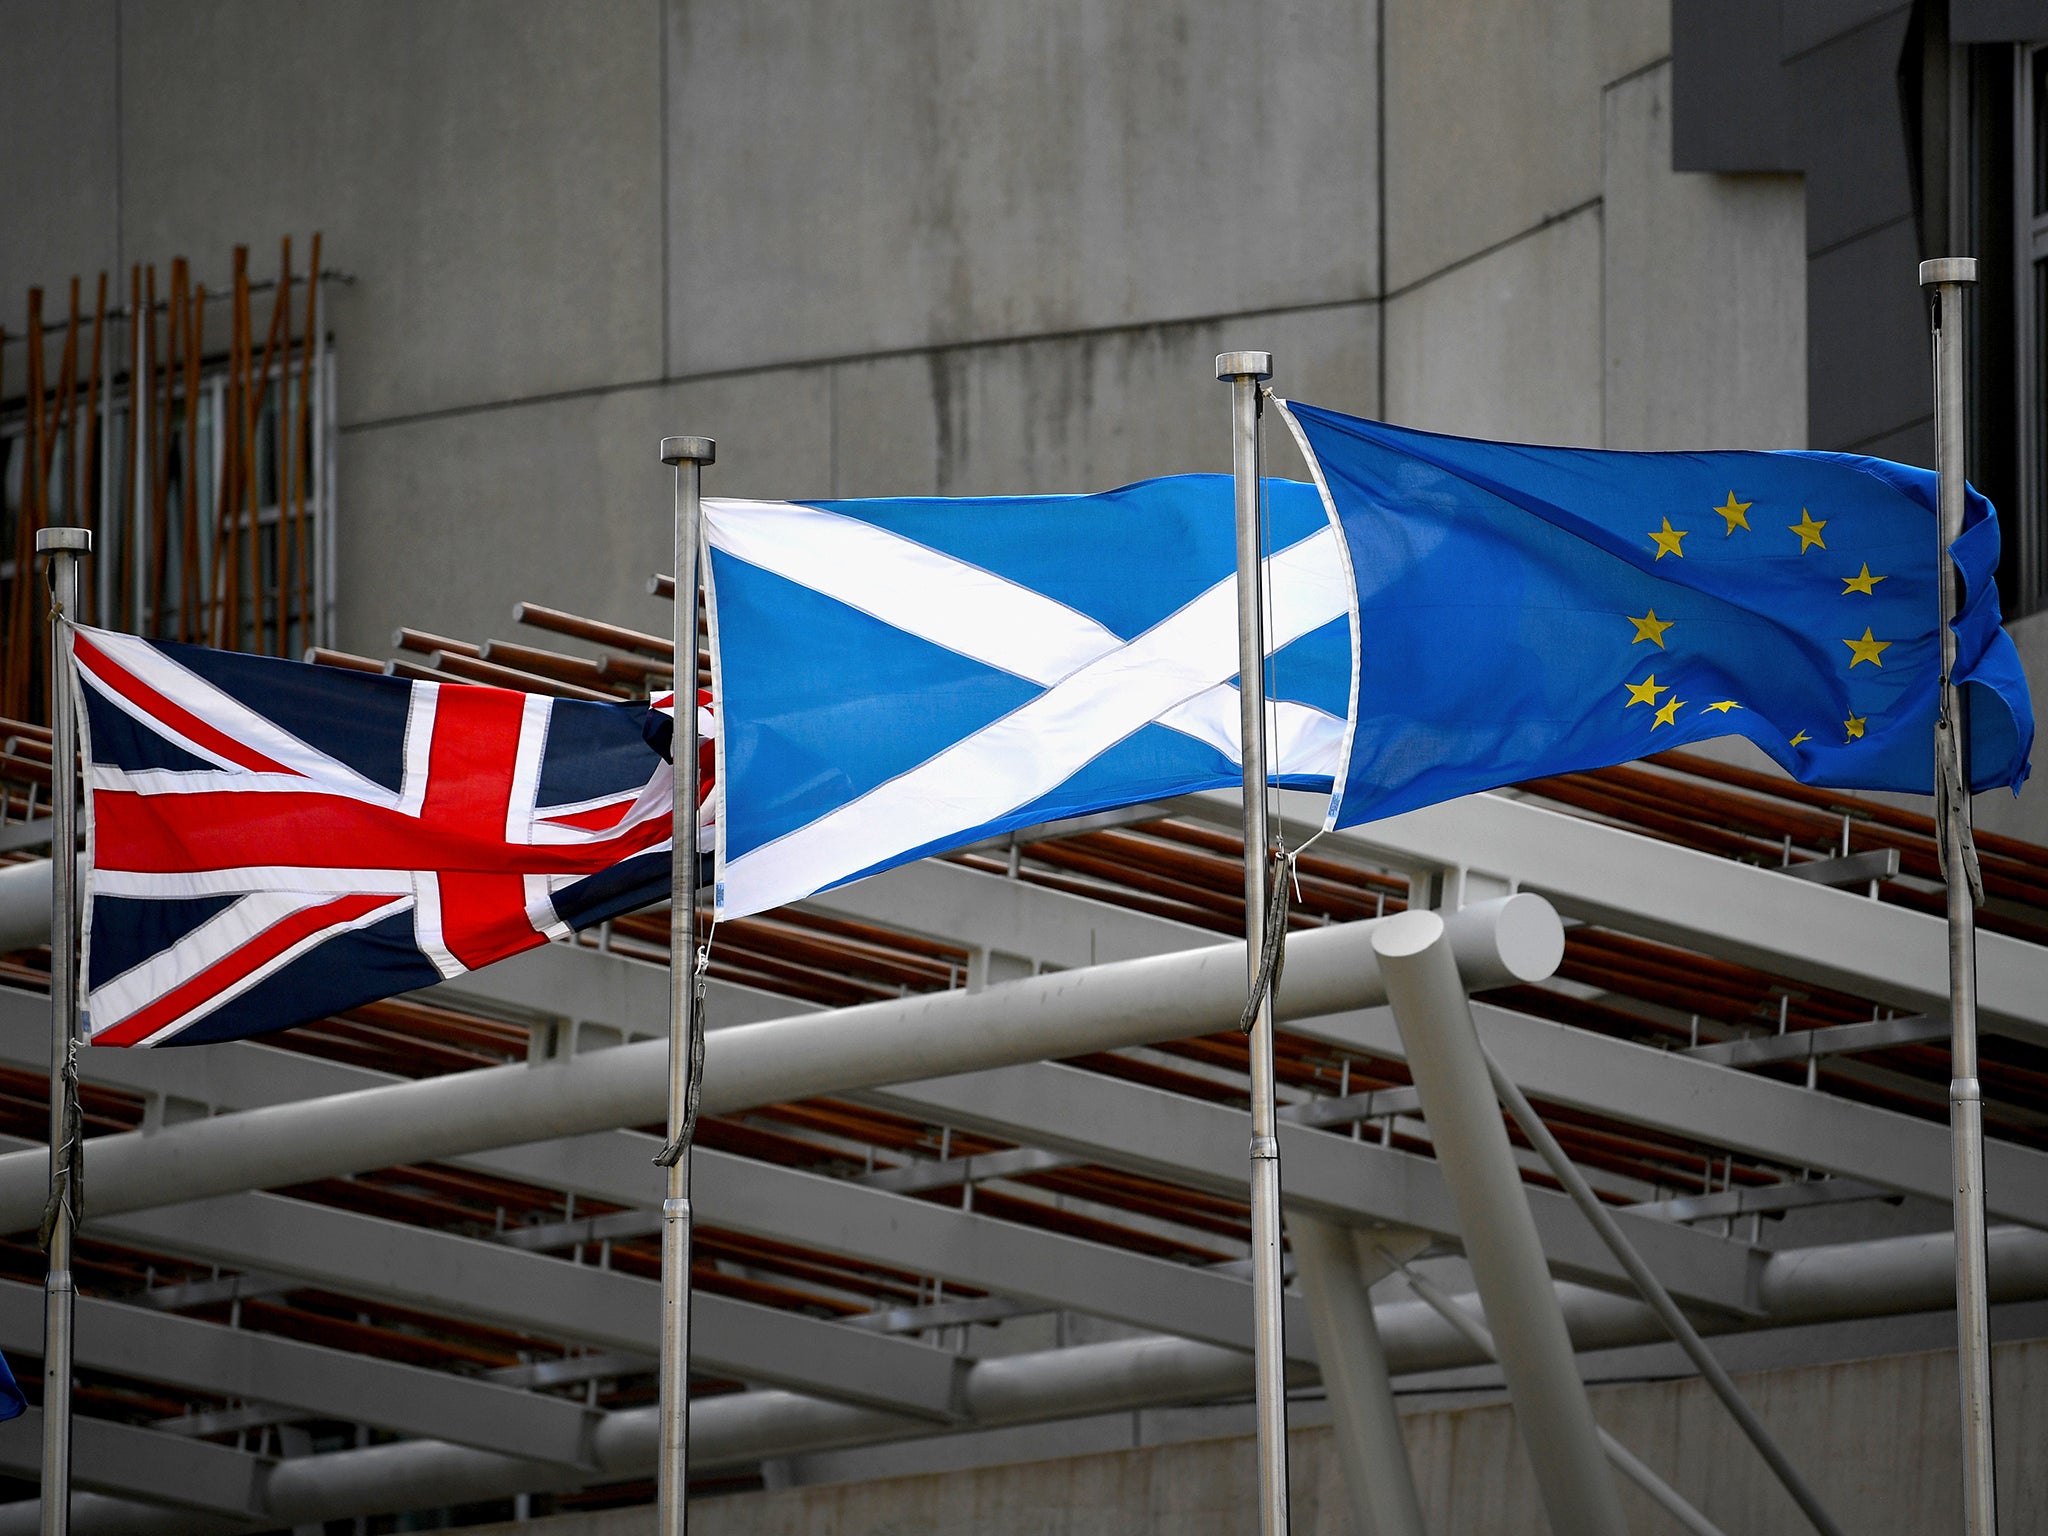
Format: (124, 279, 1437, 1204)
(653, 918, 715, 1168)
(1235, 387, 1298, 1034)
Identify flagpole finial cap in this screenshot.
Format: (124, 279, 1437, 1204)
(1215, 351, 1273, 382)
(1919, 257, 1978, 287)
(35, 528, 91, 555)
(660, 436, 717, 466)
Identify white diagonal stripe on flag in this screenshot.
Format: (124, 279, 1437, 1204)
(91, 866, 418, 900)
(708, 499, 1116, 685)
(722, 526, 1349, 915)
(79, 628, 404, 808)
(706, 499, 1345, 775)
(86, 889, 411, 1040)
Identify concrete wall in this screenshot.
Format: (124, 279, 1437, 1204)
(1, 0, 1829, 663)
(462, 1337, 2048, 1536)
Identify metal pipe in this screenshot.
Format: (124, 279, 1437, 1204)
(657, 434, 714, 1536)
(1920, 254, 1995, 1536)
(34, 528, 89, 1536)
(1372, 908, 1628, 1536)
(1291, 1215, 1426, 1536)
(1481, 1046, 1847, 1536)
(0, 893, 1560, 1233)
(1385, 1255, 1728, 1536)
(1216, 347, 1289, 1536)
(17, 1220, 2048, 1536)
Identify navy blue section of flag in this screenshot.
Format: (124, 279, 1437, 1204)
(73, 627, 680, 1045)
(1280, 400, 2034, 829)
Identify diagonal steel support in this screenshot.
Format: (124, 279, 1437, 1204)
(1372, 908, 1627, 1536)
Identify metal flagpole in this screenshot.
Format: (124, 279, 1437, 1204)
(1919, 256, 1997, 1536)
(1215, 350, 1290, 1536)
(655, 435, 714, 1536)
(34, 525, 89, 1536)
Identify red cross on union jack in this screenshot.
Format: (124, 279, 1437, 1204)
(73, 626, 694, 1047)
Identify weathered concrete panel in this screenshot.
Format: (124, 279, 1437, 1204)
(464, 1338, 2048, 1535)
(1602, 64, 1807, 450)
(119, 0, 665, 428)
(336, 368, 830, 657)
(665, 0, 1379, 375)
(1383, 207, 1603, 447)
(1382, 0, 1666, 291)
(0, 0, 119, 338)
(1806, 217, 1931, 453)
(830, 303, 1380, 500)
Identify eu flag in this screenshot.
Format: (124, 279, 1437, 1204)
(1280, 400, 2034, 830)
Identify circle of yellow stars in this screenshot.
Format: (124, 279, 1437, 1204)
(1622, 489, 1891, 746)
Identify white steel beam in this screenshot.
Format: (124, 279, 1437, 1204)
(481, 1135, 1316, 1359)
(0, 899, 1563, 1233)
(0, 1408, 265, 1520)
(0, 1278, 596, 1467)
(80, 1190, 967, 1422)
(0, 984, 1756, 1316)
(1184, 788, 2048, 1048)
(16, 1222, 2048, 1536)
(1300, 1001, 2048, 1230)
(859, 1062, 1762, 1314)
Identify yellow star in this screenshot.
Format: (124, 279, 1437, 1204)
(1842, 627, 1891, 668)
(1789, 730, 1811, 747)
(1713, 492, 1751, 535)
(1628, 609, 1673, 648)
(1649, 517, 1688, 560)
(1624, 675, 1668, 709)
(1652, 696, 1685, 730)
(1789, 509, 1827, 552)
(1844, 714, 1866, 741)
(1842, 563, 1886, 595)
(1703, 700, 1742, 714)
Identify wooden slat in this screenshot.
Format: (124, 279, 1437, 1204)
(513, 602, 672, 659)
(303, 648, 385, 674)
(426, 651, 616, 703)
(393, 627, 481, 660)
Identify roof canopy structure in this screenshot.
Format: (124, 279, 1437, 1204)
(1, 593, 2045, 1532)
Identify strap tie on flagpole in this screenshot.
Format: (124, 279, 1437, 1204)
(39, 1035, 83, 1251)
(1934, 717, 1985, 908)
(653, 938, 712, 1168)
(1238, 844, 1292, 1035)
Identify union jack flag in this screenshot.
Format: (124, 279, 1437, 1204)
(73, 625, 710, 1047)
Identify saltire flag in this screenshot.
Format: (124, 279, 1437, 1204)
(73, 625, 709, 1046)
(0, 1349, 21, 1421)
(703, 477, 1356, 919)
(1277, 399, 2034, 829)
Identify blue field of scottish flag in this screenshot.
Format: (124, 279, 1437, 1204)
(703, 477, 1355, 919)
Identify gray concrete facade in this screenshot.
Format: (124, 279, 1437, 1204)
(4, 0, 1831, 654)
(455, 1336, 2048, 1536)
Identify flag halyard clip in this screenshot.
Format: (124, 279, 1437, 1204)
(652, 940, 712, 1168)
(39, 1035, 83, 1252)
(1238, 844, 1293, 1035)
(1935, 717, 1986, 909)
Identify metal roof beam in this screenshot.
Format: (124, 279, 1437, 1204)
(0, 1408, 265, 1520)
(857, 1063, 1763, 1315)
(1182, 787, 2048, 1048)
(1297, 1001, 2048, 1230)
(0, 899, 1561, 1232)
(479, 1134, 1317, 1358)
(78, 1189, 966, 1423)
(0, 1277, 597, 1467)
